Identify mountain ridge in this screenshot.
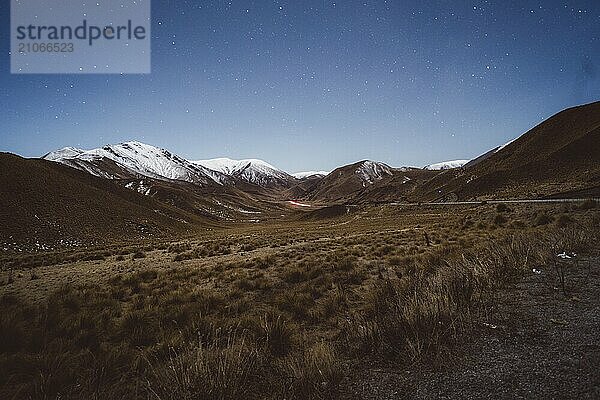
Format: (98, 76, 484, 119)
(33, 101, 600, 205)
(43, 141, 230, 186)
(411, 101, 600, 201)
(193, 157, 296, 188)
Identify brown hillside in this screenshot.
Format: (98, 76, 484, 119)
(412, 101, 600, 201)
(0, 154, 212, 249)
(305, 161, 395, 203)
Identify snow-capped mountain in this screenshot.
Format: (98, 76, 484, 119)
(43, 141, 229, 186)
(44, 147, 85, 160)
(43, 141, 299, 189)
(354, 160, 393, 185)
(423, 159, 469, 170)
(292, 171, 329, 179)
(304, 160, 396, 201)
(193, 157, 296, 187)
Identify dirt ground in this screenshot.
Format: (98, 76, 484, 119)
(341, 256, 600, 399)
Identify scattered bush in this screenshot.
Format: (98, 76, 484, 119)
(533, 213, 553, 226)
(119, 310, 155, 346)
(82, 253, 106, 261)
(554, 214, 573, 227)
(496, 203, 511, 213)
(493, 213, 508, 226)
(167, 242, 191, 254)
(284, 267, 310, 284)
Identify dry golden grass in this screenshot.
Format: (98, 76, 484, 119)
(1, 202, 598, 399)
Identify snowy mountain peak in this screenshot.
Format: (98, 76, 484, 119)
(43, 146, 85, 161)
(355, 160, 393, 184)
(43, 141, 228, 185)
(424, 159, 469, 170)
(195, 158, 278, 174)
(194, 157, 294, 187)
(97, 141, 180, 165)
(42, 142, 403, 191)
(292, 171, 329, 179)
(42, 141, 296, 188)
(195, 158, 240, 175)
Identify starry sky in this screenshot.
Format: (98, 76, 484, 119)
(1, 1, 599, 172)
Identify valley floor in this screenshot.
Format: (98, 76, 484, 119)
(0, 202, 598, 399)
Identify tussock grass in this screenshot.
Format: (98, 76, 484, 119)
(146, 330, 259, 400)
(345, 222, 598, 362)
(1, 204, 598, 399)
(281, 342, 344, 400)
(260, 314, 295, 357)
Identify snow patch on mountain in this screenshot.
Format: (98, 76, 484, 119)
(195, 158, 278, 175)
(43, 147, 85, 161)
(125, 180, 154, 196)
(495, 137, 518, 153)
(424, 159, 470, 170)
(292, 171, 329, 179)
(355, 161, 393, 184)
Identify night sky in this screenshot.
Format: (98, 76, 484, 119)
(1, 1, 599, 173)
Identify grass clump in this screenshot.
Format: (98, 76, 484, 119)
(147, 330, 259, 400)
(260, 314, 295, 357)
(532, 212, 553, 226)
(281, 342, 344, 400)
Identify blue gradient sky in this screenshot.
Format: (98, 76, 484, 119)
(1, 1, 599, 172)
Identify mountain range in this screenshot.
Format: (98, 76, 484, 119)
(2, 101, 599, 248)
(42, 141, 392, 191)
